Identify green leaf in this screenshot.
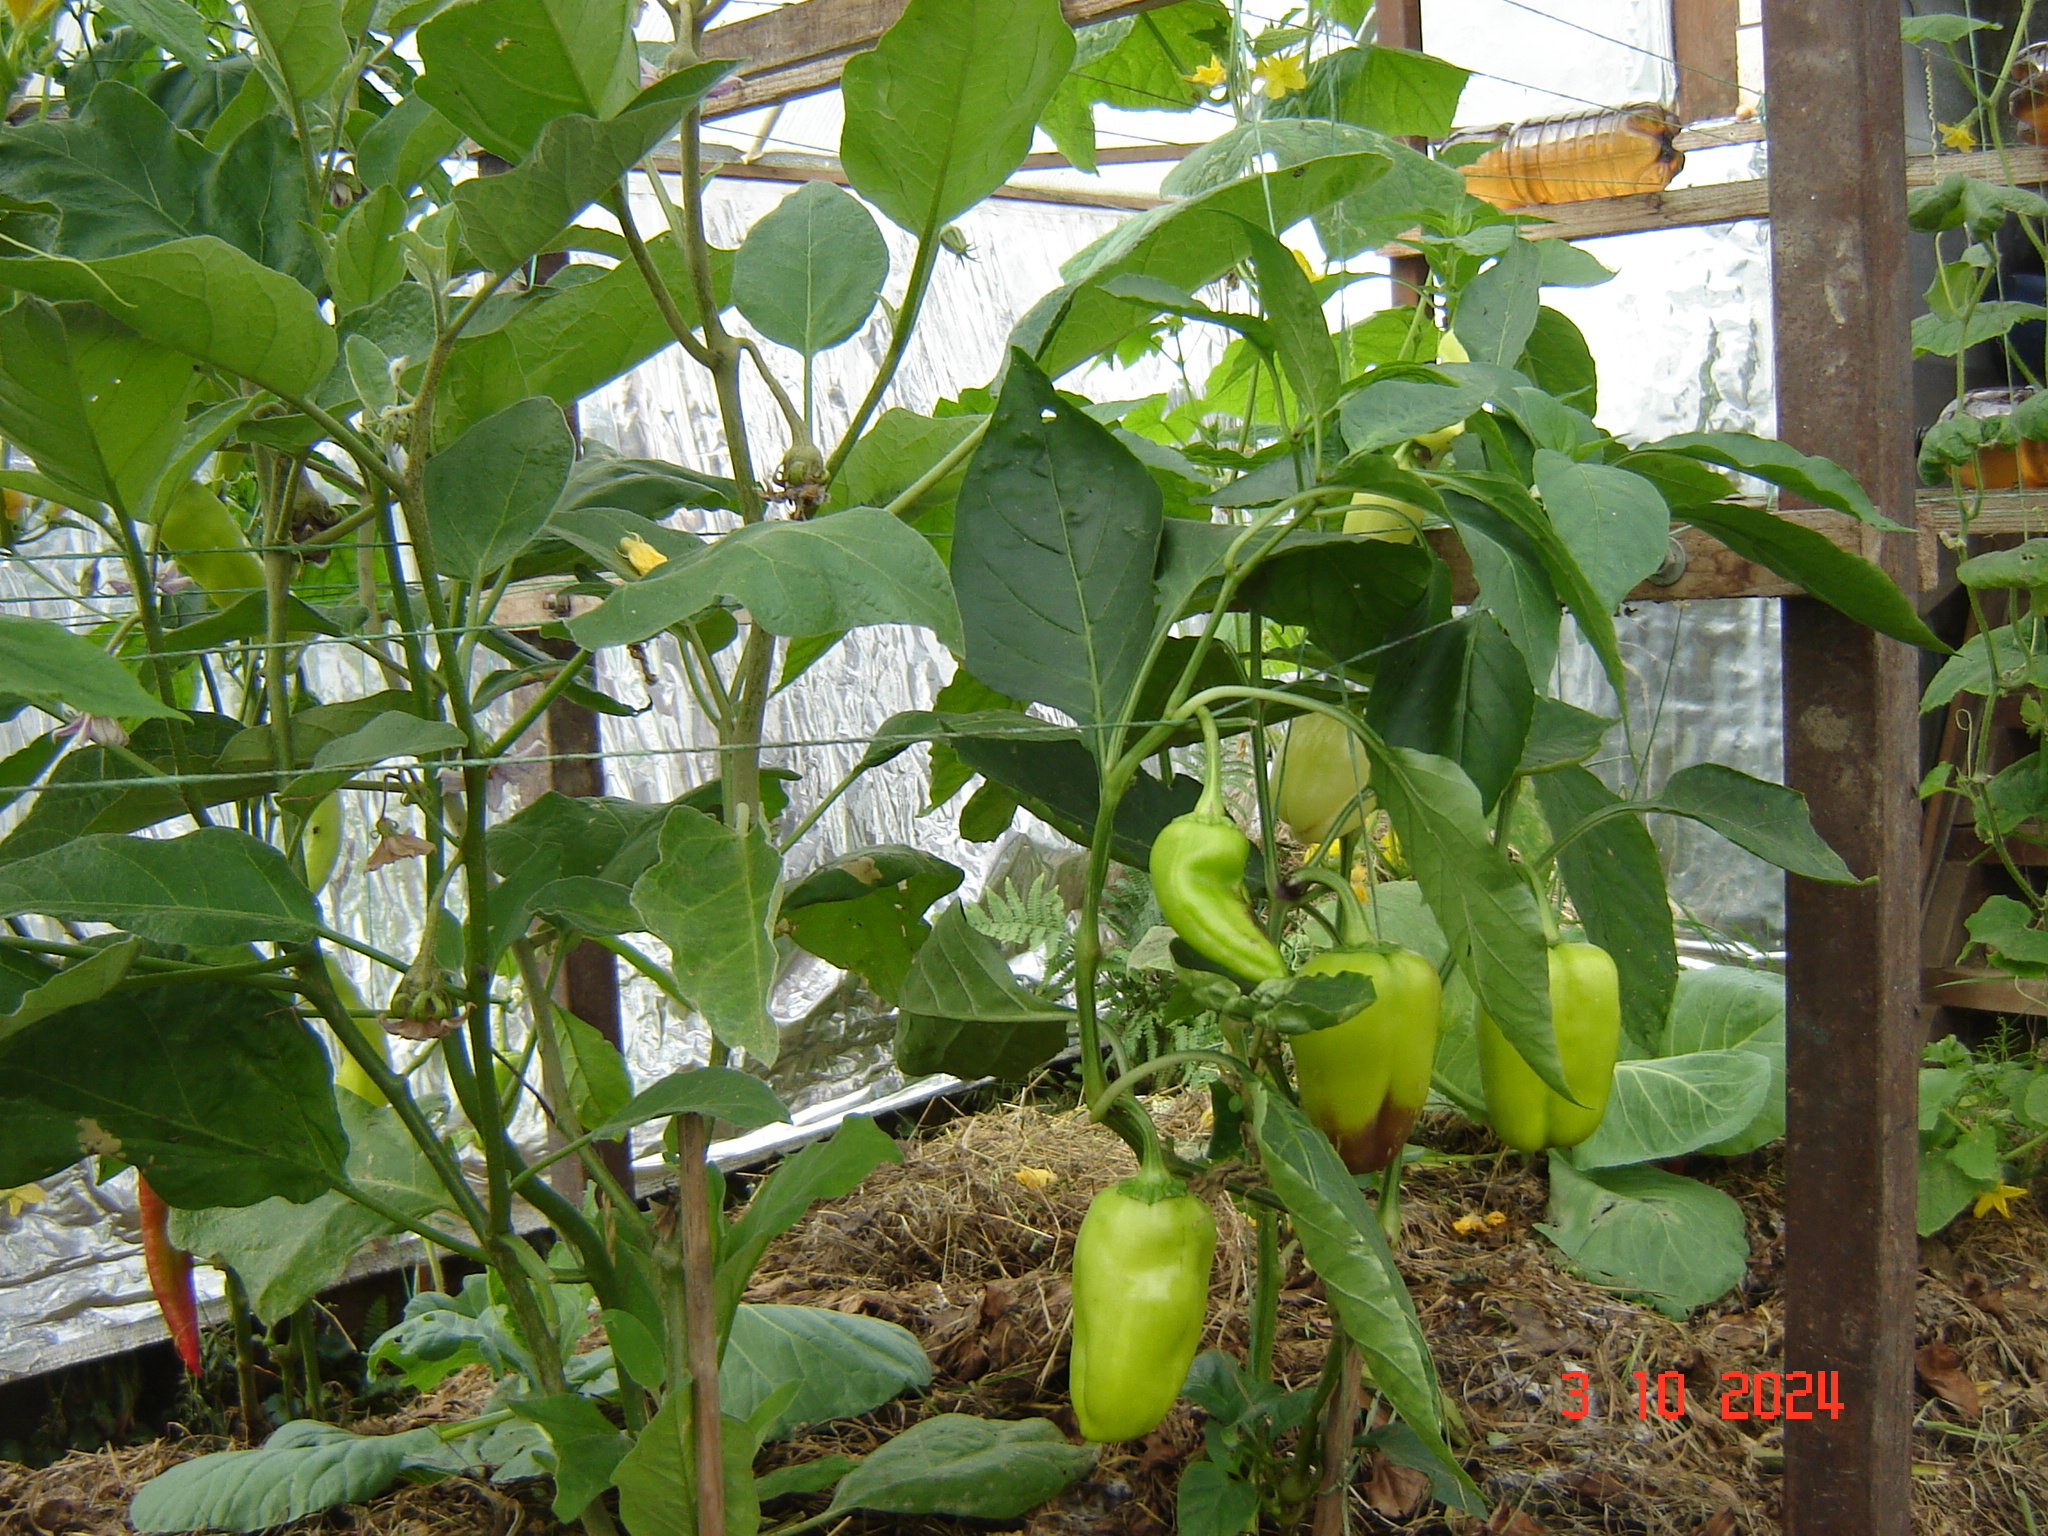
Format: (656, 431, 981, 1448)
(1646, 762, 1859, 884)
(425, 396, 574, 582)
(1659, 966, 1785, 1156)
(569, 506, 960, 651)
(0, 299, 197, 519)
(630, 807, 783, 1065)
(1339, 378, 1488, 455)
(952, 350, 1160, 733)
(1918, 1145, 1983, 1236)
(589, 1065, 789, 1141)
(1235, 217, 1338, 415)
(839, 0, 1074, 236)
(485, 790, 669, 954)
(1247, 1084, 1468, 1487)
(1646, 431, 1886, 525)
(0, 940, 139, 1050)
(732, 180, 890, 356)
(1903, 14, 1997, 42)
(0, 982, 348, 1206)
(504, 1397, 629, 1521)
(353, 91, 464, 196)
(170, 1094, 445, 1324)
(0, 238, 335, 398)
(1533, 450, 1671, 609)
(1362, 738, 1562, 1094)
(0, 613, 185, 721)
(98, 0, 212, 65)
(415, 0, 640, 163)
(1039, 5, 1223, 169)
(245, 0, 351, 107)
(820, 408, 981, 519)
(454, 63, 734, 274)
(1233, 535, 1434, 673)
(1538, 1157, 1748, 1317)
(0, 828, 318, 945)
(893, 905, 1073, 1080)
(130, 1421, 452, 1534)
(1456, 236, 1542, 366)
(1518, 304, 1598, 415)
(557, 1011, 633, 1130)
(1174, 1460, 1260, 1536)
(1273, 44, 1469, 137)
(824, 1415, 1096, 1521)
(714, 1117, 901, 1328)
(1534, 765, 1676, 1055)
(756, 1457, 858, 1501)
(1517, 697, 1612, 775)
(782, 844, 964, 1002)
(1437, 489, 1560, 679)
(1957, 537, 2048, 590)
(1914, 300, 2046, 357)
(723, 1305, 931, 1442)
(309, 709, 466, 772)
(611, 1394, 760, 1536)
(328, 184, 410, 315)
(1565, 1050, 1774, 1168)
(1366, 611, 1532, 812)
(1676, 501, 1947, 653)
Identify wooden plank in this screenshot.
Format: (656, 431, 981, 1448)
(1672, 0, 1741, 124)
(1917, 486, 2048, 534)
(1764, 0, 1920, 1530)
(1924, 967, 2048, 1016)
(700, 0, 1179, 119)
(674, 146, 1162, 211)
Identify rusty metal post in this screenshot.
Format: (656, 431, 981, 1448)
(1375, 0, 1430, 308)
(1763, 4, 1919, 1532)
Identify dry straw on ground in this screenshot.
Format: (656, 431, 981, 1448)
(5, 1093, 2047, 1535)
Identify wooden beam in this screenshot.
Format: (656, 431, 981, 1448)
(699, 0, 1180, 119)
(1671, 0, 1741, 124)
(1764, 0, 1920, 1531)
(670, 147, 1162, 211)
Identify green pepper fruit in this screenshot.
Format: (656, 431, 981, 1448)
(1069, 1170, 1216, 1443)
(1476, 940, 1621, 1152)
(158, 481, 264, 607)
(1151, 721, 1285, 983)
(1275, 710, 1372, 849)
(1288, 879, 1441, 1173)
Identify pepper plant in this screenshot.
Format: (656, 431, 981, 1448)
(0, 0, 1943, 1533)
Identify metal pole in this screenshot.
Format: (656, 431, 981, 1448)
(1762, 4, 1919, 1531)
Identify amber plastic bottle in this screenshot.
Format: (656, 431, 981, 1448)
(1449, 104, 1684, 207)
(1937, 388, 2048, 490)
(2011, 42, 2048, 144)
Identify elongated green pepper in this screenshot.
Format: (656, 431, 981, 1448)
(1150, 714, 1285, 983)
(1477, 941, 1621, 1152)
(158, 480, 264, 607)
(1288, 873, 1441, 1173)
(1069, 1168, 1216, 1443)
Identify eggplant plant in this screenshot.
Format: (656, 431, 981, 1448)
(0, 0, 1940, 1531)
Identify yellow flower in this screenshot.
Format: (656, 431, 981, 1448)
(1013, 1166, 1056, 1190)
(1452, 1212, 1487, 1234)
(619, 533, 668, 576)
(1974, 1182, 2027, 1218)
(1185, 55, 1227, 90)
(2, 1183, 47, 1217)
(1485, 1210, 1507, 1228)
(1254, 54, 1308, 100)
(1939, 120, 1979, 152)
(1290, 247, 1318, 282)
(5, 0, 57, 28)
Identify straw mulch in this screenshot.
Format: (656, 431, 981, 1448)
(4, 1094, 2046, 1535)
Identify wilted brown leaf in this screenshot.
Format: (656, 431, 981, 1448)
(1915, 1342, 1982, 1416)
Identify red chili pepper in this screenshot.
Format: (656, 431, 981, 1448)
(136, 1176, 202, 1375)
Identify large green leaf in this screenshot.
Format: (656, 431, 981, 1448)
(1538, 1157, 1748, 1318)
(820, 407, 980, 518)
(630, 806, 783, 1066)
(328, 185, 409, 315)
(1455, 236, 1542, 366)
(611, 1394, 760, 1536)
(822, 1415, 1095, 1521)
(732, 179, 890, 356)
(245, 0, 351, 108)
(100, 0, 212, 65)
(0, 612, 186, 721)
(781, 844, 963, 1002)
(508, 1395, 631, 1521)
(1272, 44, 1469, 137)
(1646, 762, 1859, 884)
(171, 1094, 446, 1324)
(1234, 534, 1435, 673)
(567, 506, 961, 651)
(486, 790, 669, 955)
(1236, 217, 1339, 416)
(0, 237, 334, 398)
(1643, 430, 1884, 525)
(0, 982, 348, 1207)
(839, 0, 1073, 237)
(1038, 4, 1222, 170)
(1677, 501, 1948, 653)
(1533, 450, 1671, 609)
(423, 396, 574, 581)
(415, 0, 640, 163)
(1366, 610, 1532, 812)
(588, 1066, 789, 1141)
(893, 904, 1073, 1080)
(951, 351, 1160, 735)
(1362, 739, 1562, 1095)
(1534, 765, 1676, 1055)
(1659, 966, 1785, 1155)
(0, 828, 318, 945)
(0, 300, 197, 517)
(1435, 487, 1561, 679)
(0, 941, 138, 1051)
(1565, 1050, 1774, 1169)
(0, 714, 255, 865)
(723, 1305, 931, 1441)
(1248, 1084, 1468, 1489)
(453, 64, 733, 274)
(131, 1421, 454, 1535)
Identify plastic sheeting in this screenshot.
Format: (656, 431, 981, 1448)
(0, 91, 1793, 1375)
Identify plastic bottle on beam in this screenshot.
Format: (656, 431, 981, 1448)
(1447, 105, 1685, 207)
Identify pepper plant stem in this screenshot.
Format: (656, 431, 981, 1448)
(675, 1112, 728, 1536)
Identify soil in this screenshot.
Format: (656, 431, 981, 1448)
(3, 1092, 2045, 1536)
